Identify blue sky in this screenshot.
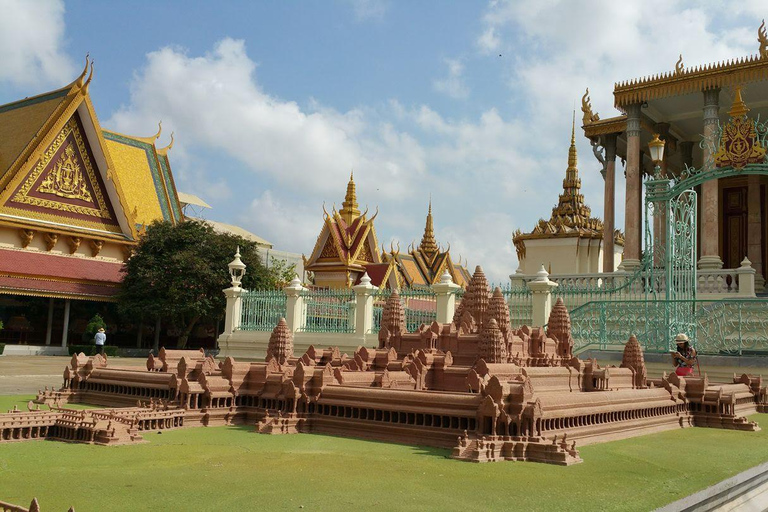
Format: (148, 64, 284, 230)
(1, 1, 765, 282)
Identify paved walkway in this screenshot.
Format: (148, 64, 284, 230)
(0, 355, 766, 395)
(0, 356, 145, 395)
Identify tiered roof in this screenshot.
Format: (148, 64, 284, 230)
(513, 114, 623, 260)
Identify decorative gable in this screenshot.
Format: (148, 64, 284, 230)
(1, 113, 121, 233)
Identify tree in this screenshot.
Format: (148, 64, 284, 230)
(118, 220, 282, 348)
(83, 314, 106, 344)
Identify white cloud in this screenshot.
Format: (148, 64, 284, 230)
(0, 0, 75, 88)
(433, 58, 470, 99)
(109, 39, 425, 202)
(243, 190, 322, 254)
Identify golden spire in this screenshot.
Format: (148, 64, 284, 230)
(564, 110, 580, 192)
(419, 198, 438, 256)
(339, 171, 361, 224)
(729, 86, 749, 118)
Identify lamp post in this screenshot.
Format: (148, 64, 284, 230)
(648, 133, 665, 179)
(228, 246, 246, 288)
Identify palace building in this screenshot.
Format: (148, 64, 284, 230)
(581, 22, 768, 290)
(513, 115, 624, 275)
(303, 174, 470, 289)
(0, 60, 183, 348)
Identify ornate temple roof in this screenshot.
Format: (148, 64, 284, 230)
(383, 202, 471, 288)
(304, 174, 382, 286)
(514, 113, 609, 249)
(103, 124, 183, 228)
(0, 59, 139, 241)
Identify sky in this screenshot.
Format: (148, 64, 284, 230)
(0, 0, 766, 283)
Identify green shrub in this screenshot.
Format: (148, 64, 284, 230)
(0, 343, 4, 356)
(67, 345, 117, 357)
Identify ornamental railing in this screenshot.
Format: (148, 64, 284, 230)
(298, 288, 355, 333)
(240, 290, 287, 331)
(567, 298, 768, 355)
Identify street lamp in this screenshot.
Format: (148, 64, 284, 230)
(648, 133, 665, 179)
(228, 246, 247, 287)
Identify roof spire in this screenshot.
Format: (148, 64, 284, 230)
(729, 86, 749, 118)
(339, 171, 360, 224)
(419, 199, 438, 256)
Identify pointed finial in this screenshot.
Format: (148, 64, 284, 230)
(74, 54, 90, 89)
(158, 132, 174, 153)
(675, 54, 684, 74)
(419, 200, 438, 256)
(339, 172, 360, 224)
(81, 59, 94, 96)
(729, 87, 749, 118)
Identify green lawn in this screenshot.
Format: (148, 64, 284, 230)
(0, 394, 766, 511)
(0, 395, 99, 412)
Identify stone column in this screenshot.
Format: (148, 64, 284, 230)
(699, 88, 723, 270)
(620, 103, 642, 272)
(223, 286, 245, 335)
(747, 175, 764, 291)
(352, 273, 378, 335)
(284, 277, 308, 333)
(527, 265, 559, 327)
(61, 299, 71, 348)
(602, 134, 617, 273)
(45, 297, 54, 346)
(432, 269, 460, 323)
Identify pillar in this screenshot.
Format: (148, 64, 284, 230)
(620, 103, 642, 272)
(737, 257, 756, 297)
(747, 175, 764, 290)
(432, 269, 460, 323)
(699, 88, 723, 270)
(527, 265, 558, 327)
(283, 276, 307, 333)
(352, 272, 378, 335)
(45, 297, 54, 346)
(602, 134, 617, 273)
(223, 286, 245, 335)
(60, 299, 70, 348)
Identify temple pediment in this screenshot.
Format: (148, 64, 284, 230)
(0, 64, 136, 240)
(2, 113, 121, 233)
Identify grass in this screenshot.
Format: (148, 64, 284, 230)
(0, 394, 766, 511)
(0, 395, 99, 412)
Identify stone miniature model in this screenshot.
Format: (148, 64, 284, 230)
(22, 267, 768, 464)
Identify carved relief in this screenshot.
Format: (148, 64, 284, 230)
(18, 229, 35, 248)
(68, 236, 82, 254)
(37, 145, 93, 202)
(90, 239, 104, 257)
(714, 88, 767, 170)
(43, 232, 58, 251)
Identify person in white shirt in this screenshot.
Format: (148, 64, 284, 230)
(94, 327, 106, 355)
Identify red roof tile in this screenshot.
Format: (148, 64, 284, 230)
(0, 248, 124, 290)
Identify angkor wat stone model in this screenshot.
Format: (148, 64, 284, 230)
(10, 267, 768, 465)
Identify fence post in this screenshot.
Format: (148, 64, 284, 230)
(432, 269, 460, 323)
(223, 248, 247, 335)
(284, 276, 308, 333)
(737, 257, 756, 298)
(527, 264, 559, 327)
(353, 273, 378, 335)
(510, 267, 526, 289)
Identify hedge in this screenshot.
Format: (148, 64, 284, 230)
(0, 343, 4, 356)
(67, 345, 118, 357)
